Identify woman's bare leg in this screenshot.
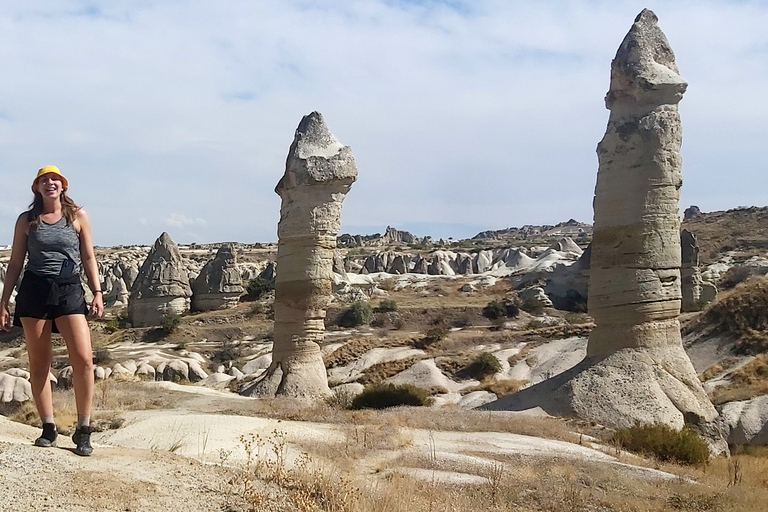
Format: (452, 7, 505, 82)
(20, 318, 54, 421)
(55, 315, 94, 419)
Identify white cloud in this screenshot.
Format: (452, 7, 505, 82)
(164, 213, 207, 228)
(0, 1, 766, 245)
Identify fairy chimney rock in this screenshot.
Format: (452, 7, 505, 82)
(191, 243, 244, 311)
(128, 232, 192, 327)
(485, 10, 725, 453)
(241, 111, 357, 398)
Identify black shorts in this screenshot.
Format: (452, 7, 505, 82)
(13, 272, 88, 334)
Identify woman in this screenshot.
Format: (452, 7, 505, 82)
(0, 165, 103, 456)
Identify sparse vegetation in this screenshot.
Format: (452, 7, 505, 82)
(351, 383, 428, 409)
(159, 311, 181, 336)
(482, 298, 520, 320)
(612, 423, 710, 466)
(338, 301, 373, 327)
(243, 276, 274, 301)
(465, 352, 502, 379)
(375, 299, 398, 313)
(701, 277, 768, 353)
(415, 325, 448, 348)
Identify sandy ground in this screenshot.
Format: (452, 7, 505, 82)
(0, 381, 683, 511)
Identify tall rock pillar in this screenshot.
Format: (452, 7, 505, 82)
(242, 112, 357, 397)
(574, 9, 720, 435)
(484, 11, 725, 452)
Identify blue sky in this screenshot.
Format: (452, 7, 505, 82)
(1, 0, 767, 245)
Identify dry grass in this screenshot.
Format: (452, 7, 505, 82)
(231, 430, 768, 512)
(682, 206, 768, 264)
(468, 379, 529, 398)
(7, 379, 172, 433)
(696, 277, 768, 354)
(711, 355, 768, 405)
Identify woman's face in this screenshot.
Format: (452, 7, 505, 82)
(35, 173, 64, 199)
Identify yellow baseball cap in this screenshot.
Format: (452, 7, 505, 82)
(33, 165, 68, 190)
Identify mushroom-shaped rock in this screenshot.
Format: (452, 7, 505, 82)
(484, 10, 725, 453)
(241, 112, 357, 399)
(128, 232, 192, 327)
(191, 244, 244, 311)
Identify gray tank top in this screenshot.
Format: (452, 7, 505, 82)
(27, 216, 82, 277)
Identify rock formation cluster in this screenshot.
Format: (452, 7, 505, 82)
(242, 112, 357, 398)
(128, 232, 193, 327)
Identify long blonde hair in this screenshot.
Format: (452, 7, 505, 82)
(27, 190, 80, 226)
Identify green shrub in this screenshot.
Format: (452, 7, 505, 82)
(338, 301, 373, 327)
(375, 299, 398, 313)
(104, 317, 121, 334)
(393, 318, 405, 330)
(483, 299, 520, 321)
(244, 276, 274, 301)
(351, 383, 428, 409)
(159, 311, 181, 336)
(612, 423, 710, 465)
(466, 353, 502, 379)
(423, 325, 448, 344)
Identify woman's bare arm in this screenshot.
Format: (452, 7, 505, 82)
(76, 208, 104, 319)
(1, 214, 29, 330)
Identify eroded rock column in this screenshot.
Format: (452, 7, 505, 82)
(128, 232, 192, 327)
(191, 244, 244, 311)
(242, 112, 357, 397)
(680, 230, 703, 312)
(572, 9, 720, 435)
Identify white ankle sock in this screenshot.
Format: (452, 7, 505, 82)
(77, 416, 90, 428)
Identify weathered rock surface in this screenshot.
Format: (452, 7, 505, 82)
(0, 372, 32, 403)
(485, 10, 724, 452)
(242, 112, 357, 398)
(191, 244, 244, 311)
(128, 232, 192, 327)
(720, 394, 768, 445)
(681, 229, 707, 312)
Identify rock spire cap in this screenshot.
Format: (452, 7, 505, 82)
(606, 8, 687, 109)
(277, 111, 357, 194)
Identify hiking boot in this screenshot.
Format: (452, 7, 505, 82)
(72, 426, 93, 456)
(34, 423, 58, 448)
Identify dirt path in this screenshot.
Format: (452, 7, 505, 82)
(0, 417, 249, 511)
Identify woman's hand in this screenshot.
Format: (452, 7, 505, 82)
(0, 302, 11, 331)
(90, 292, 104, 320)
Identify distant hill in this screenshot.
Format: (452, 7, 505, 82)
(472, 219, 592, 241)
(682, 206, 768, 264)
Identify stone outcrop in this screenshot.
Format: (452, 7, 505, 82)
(128, 232, 192, 327)
(681, 230, 705, 312)
(683, 205, 701, 220)
(484, 10, 724, 452)
(191, 244, 244, 311)
(241, 112, 357, 398)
